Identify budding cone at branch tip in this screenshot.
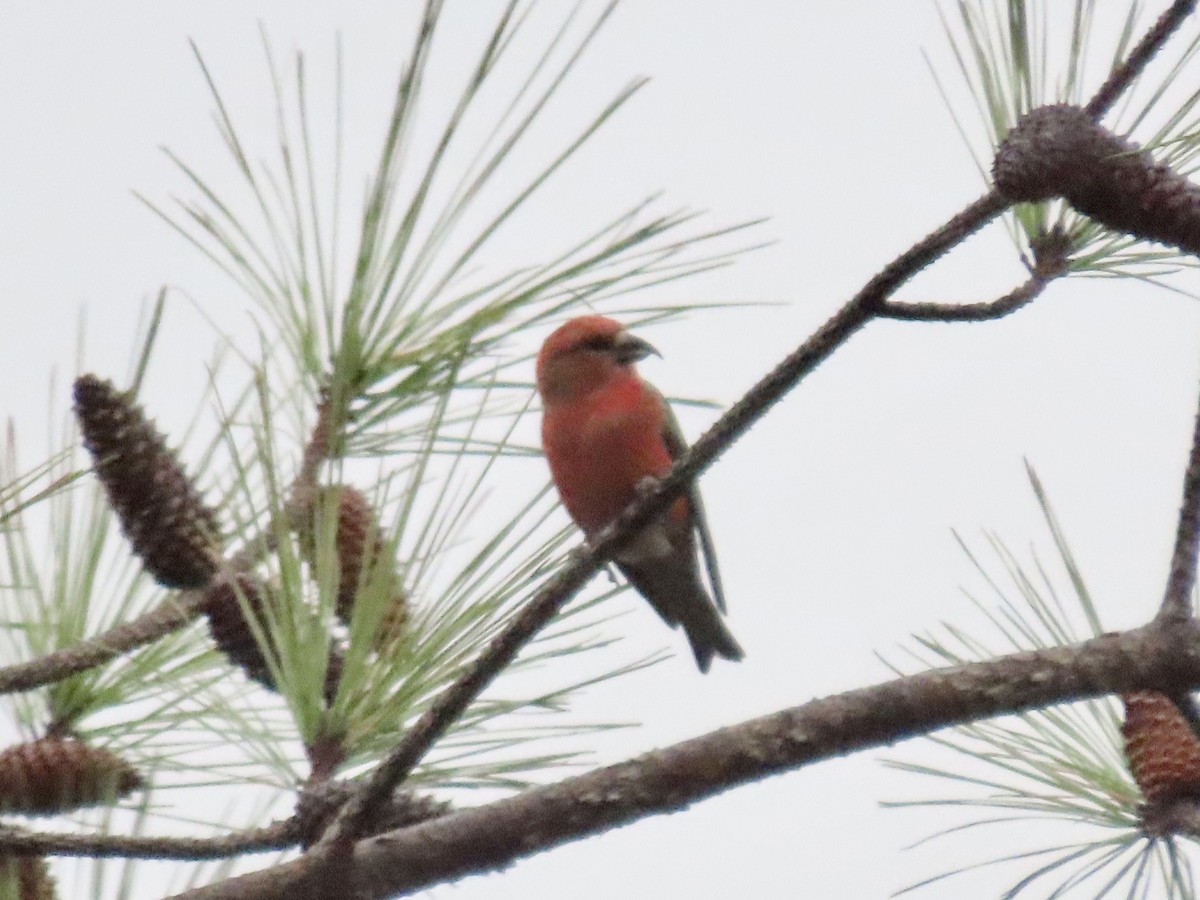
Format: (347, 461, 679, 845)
(1121, 690, 1200, 805)
(297, 484, 408, 647)
(294, 779, 451, 849)
(202, 575, 343, 705)
(73, 374, 220, 590)
(993, 103, 1200, 255)
(0, 855, 56, 900)
(0, 738, 143, 816)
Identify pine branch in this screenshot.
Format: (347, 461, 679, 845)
(1158, 372, 1200, 622)
(876, 229, 1071, 321)
(312, 2, 1198, 852)
(0, 392, 336, 696)
(315, 188, 1011, 852)
(0, 590, 208, 696)
(173, 618, 1200, 900)
(0, 820, 295, 861)
(1084, 0, 1198, 120)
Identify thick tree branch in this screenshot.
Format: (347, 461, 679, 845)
(1085, 0, 1198, 120)
(174, 619, 1200, 900)
(1158, 372, 1200, 622)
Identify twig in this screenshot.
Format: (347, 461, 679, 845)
(0, 819, 296, 860)
(1157, 372, 1200, 623)
(0, 591, 208, 695)
(877, 225, 1073, 322)
(174, 618, 1200, 900)
(877, 271, 1052, 322)
(1085, 0, 1198, 120)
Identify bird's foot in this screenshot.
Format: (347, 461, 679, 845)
(633, 474, 661, 499)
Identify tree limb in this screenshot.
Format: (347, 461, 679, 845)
(1085, 0, 1198, 120)
(172, 618, 1200, 900)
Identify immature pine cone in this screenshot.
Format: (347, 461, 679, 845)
(0, 738, 143, 815)
(1121, 690, 1200, 805)
(0, 855, 56, 900)
(73, 375, 219, 589)
(300, 485, 408, 643)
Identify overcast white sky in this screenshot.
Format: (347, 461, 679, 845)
(4, 2, 1200, 898)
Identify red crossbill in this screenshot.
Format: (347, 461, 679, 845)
(536, 315, 743, 672)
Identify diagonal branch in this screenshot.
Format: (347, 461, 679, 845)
(1157, 371, 1200, 623)
(0, 591, 209, 696)
(1085, 0, 1198, 120)
(174, 618, 1200, 900)
(315, 189, 1013, 851)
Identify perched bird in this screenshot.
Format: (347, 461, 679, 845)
(536, 315, 743, 672)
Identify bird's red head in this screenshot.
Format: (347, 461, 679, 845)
(535, 316, 659, 403)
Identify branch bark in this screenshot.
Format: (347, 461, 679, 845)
(173, 618, 1200, 900)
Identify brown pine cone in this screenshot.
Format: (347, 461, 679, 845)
(73, 375, 219, 589)
(0, 738, 143, 815)
(993, 104, 1200, 256)
(203, 575, 275, 691)
(1121, 690, 1200, 804)
(298, 485, 407, 636)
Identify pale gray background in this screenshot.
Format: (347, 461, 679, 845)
(2, 3, 1198, 897)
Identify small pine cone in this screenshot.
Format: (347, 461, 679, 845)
(1121, 691, 1200, 804)
(993, 104, 1200, 255)
(203, 575, 276, 692)
(204, 576, 345, 705)
(73, 375, 219, 589)
(0, 855, 56, 900)
(298, 485, 401, 627)
(0, 738, 143, 815)
(294, 779, 450, 849)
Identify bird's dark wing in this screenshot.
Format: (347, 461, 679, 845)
(658, 394, 726, 614)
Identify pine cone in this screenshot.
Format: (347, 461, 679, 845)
(1121, 690, 1200, 804)
(298, 485, 407, 636)
(993, 103, 1200, 255)
(203, 576, 344, 705)
(294, 779, 450, 849)
(73, 375, 219, 589)
(203, 575, 275, 691)
(0, 738, 143, 815)
(0, 855, 56, 900)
